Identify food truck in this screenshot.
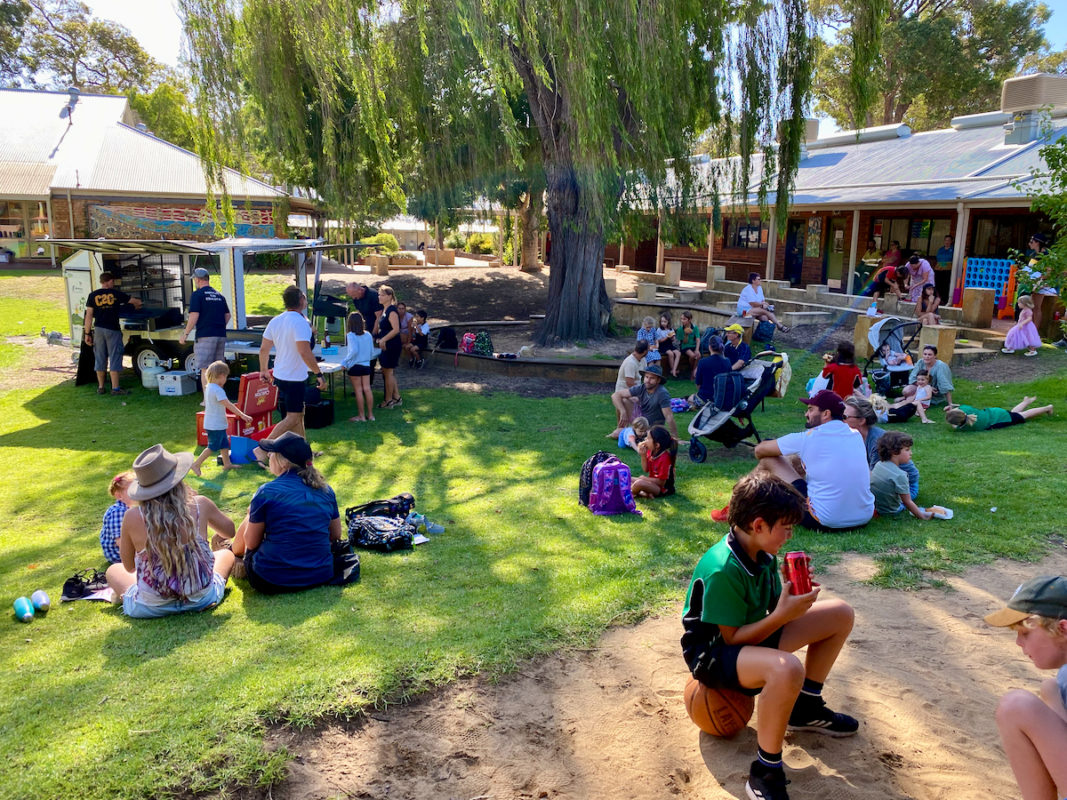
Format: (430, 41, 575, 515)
(51, 238, 358, 373)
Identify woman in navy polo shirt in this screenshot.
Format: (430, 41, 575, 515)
(231, 432, 343, 593)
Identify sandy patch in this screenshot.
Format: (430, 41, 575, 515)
(251, 548, 1067, 800)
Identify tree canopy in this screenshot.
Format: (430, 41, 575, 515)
(813, 0, 1060, 132)
(181, 0, 828, 343)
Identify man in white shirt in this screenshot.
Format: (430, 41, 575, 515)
(608, 341, 649, 437)
(259, 286, 327, 440)
(752, 390, 874, 531)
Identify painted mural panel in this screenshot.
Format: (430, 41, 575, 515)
(88, 204, 274, 239)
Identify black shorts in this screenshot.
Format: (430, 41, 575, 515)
(378, 340, 402, 369)
(702, 628, 785, 696)
(989, 411, 1025, 429)
(413, 333, 428, 350)
(347, 364, 372, 377)
(790, 478, 866, 533)
(245, 550, 321, 595)
(659, 340, 678, 353)
(275, 378, 306, 414)
(887, 404, 917, 423)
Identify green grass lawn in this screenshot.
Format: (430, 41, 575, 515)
(1, 273, 1066, 798)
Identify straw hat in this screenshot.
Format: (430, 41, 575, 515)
(127, 444, 194, 501)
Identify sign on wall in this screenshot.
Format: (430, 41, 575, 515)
(88, 204, 275, 240)
(805, 217, 822, 258)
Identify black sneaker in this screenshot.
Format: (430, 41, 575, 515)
(746, 760, 789, 800)
(787, 695, 859, 737)
(416, 358, 425, 369)
(408, 357, 415, 368)
(1053, 339, 1067, 349)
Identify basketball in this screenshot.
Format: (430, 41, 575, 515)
(684, 678, 755, 738)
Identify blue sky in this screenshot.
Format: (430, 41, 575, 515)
(88, 0, 1067, 72)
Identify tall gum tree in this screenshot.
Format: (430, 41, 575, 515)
(180, 0, 826, 344)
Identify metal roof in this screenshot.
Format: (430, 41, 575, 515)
(41, 238, 370, 256)
(0, 161, 56, 200)
(0, 88, 288, 203)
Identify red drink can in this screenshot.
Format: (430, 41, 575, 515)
(783, 551, 812, 595)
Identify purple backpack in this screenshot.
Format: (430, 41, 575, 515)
(588, 457, 641, 516)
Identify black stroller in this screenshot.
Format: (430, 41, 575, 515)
(687, 351, 791, 463)
(861, 317, 921, 396)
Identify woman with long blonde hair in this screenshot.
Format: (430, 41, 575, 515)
(106, 445, 235, 617)
(374, 285, 403, 408)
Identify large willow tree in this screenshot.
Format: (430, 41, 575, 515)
(180, 0, 820, 343)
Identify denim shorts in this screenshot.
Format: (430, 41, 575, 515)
(122, 573, 226, 619)
(206, 428, 230, 452)
(93, 328, 125, 372)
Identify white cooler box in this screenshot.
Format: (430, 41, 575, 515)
(158, 371, 198, 396)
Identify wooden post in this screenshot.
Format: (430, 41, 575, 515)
(961, 287, 995, 328)
(846, 210, 860, 296)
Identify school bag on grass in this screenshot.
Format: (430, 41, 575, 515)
(752, 320, 775, 343)
(588, 457, 641, 516)
(579, 450, 614, 506)
(346, 515, 416, 552)
(345, 492, 415, 521)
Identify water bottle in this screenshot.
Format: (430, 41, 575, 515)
(13, 596, 34, 622)
(324, 331, 331, 348)
(31, 589, 51, 612)
(866, 302, 878, 317)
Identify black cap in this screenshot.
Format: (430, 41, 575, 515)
(254, 432, 313, 467)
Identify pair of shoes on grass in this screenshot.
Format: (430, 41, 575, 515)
(711, 504, 730, 523)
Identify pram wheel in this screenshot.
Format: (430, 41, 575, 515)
(689, 437, 707, 463)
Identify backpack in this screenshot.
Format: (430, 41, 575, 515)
(699, 327, 720, 356)
(588, 457, 641, 516)
(472, 329, 494, 356)
(345, 493, 415, 522)
(435, 326, 458, 350)
(752, 320, 776, 343)
(460, 332, 477, 353)
(579, 450, 614, 506)
(713, 371, 745, 411)
(346, 515, 416, 552)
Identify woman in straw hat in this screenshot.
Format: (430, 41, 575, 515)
(230, 432, 344, 594)
(105, 444, 236, 617)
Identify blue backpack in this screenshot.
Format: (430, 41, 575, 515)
(588, 457, 641, 516)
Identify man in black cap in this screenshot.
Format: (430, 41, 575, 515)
(180, 267, 231, 392)
(751, 389, 873, 531)
(83, 271, 142, 395)
(985, 575, 1067, 800)
(610, 363, 678, 440)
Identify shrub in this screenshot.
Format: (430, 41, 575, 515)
(466, 232, 495, 254)
(362, 232, 400, 253)
(443, 230, 466, 249)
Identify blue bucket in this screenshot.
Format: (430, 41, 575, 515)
(228, 436, 259, 465)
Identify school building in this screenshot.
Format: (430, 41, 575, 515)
(0, 87, 318, 263)
(606, 73, 1067, 300)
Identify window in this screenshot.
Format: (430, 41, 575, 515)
(869, 216, 952, 258)
(725, 217, 769, 250)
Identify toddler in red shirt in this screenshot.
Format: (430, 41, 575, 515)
(632, 425, 677, 498)
(820, 342, 862, 399)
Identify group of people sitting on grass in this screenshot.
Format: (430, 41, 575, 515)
(102, 431, 345, 618)
(682, 466, 1067, 800)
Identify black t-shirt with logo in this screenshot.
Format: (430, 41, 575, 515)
(86, 287, 133, 331)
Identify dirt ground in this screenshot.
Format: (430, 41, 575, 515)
(258, 550, 1067, 800)
(7, 266, 1067, 800)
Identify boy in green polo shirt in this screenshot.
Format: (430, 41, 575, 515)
(681, 473, 860, 800)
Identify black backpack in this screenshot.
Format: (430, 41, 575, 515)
(699, 326, 721, 356)
(435, 326, 458, 350)
(713, 371, 746, 411)
(752, 320, 775, 343)
(578, 451, 615, 507)
(345, 493, 415, 522)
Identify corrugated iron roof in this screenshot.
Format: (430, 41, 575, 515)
(0, 161, 56, 199)
(0, 88, 288, 203)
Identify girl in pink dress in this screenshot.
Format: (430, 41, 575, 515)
(1002, 295, 1041, 357)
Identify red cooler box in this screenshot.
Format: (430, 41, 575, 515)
(196, 411, 274, 446)
(195, 371, 280, 445)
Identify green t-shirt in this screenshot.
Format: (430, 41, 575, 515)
(955, 404, 1013, 431)
(870, 460, 908, 516)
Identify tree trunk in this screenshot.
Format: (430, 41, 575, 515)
(536, 165, 611, 344)
(519, 190, 541, 273)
